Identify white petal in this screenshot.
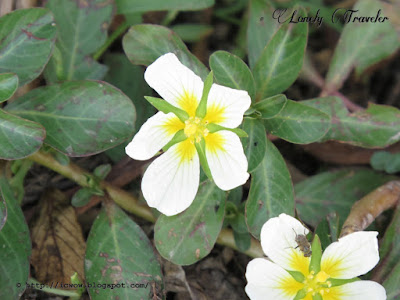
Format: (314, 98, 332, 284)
(328, 281, 386, 300)
(144, 53, 203, 116)
(205, 83, 251, 128)
(205, 130, 249, 190)
(321, 231, 380, 279)
(141, 140, 200, 216)
(260, 214, 311, 274)
(245, 258, 303, 300)
(125, 112, 183, 160)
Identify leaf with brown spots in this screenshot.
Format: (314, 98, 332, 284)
(44, 0, 114, 83)
(302, 97, 400, 148)
(155, 180, 226, 265)
(31, 188, 86, 286)
(85, 201, 163, 299)
(0, 8, 56, 86)
(0, 167, 31, 299)
(5, 81, 136, 157)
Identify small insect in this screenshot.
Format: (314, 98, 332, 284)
(293, 229, 312, 257)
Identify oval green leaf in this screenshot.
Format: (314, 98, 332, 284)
(252, 94, 287, 118)
(103, 53, 155, 162)
(85, 202, 163, 299)
(253, 8, 308, 101)
(0, 8, 56, 86)
(295, 169, 395, 227)
(302, 97, 400, 148)
(245, 139, 294, 239)
(171, 24, 213, 43)
(0, 172, 31, 299)
(263, 99, 331, 144)
(373, 204, 400, 299)
(0, 73, 18, 103)
(210, 50, 256, 101)
(241, 118, 267, 172)
(0, 109, 45, 160)
(326, 0, 399, 91)
(123, 24, 208, 79)
(6, 81, 136, 157)
(44, 0, 113, 83)
(154, 180, 226, 265)
(247, 0, 279, 69)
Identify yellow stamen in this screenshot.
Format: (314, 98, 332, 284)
(301, 270, 332, 298)
(183, 116, 209, 144)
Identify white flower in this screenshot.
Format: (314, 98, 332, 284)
(125, 53, 251, 216)
(245, 214, 386, 300)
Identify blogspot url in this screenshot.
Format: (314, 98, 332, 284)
(18, 282, 149, 290)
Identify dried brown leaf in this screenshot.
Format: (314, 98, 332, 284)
(31, 188, 86, 286)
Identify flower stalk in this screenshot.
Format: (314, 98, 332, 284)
(27, 150, 264, 257)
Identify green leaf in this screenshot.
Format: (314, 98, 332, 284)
(329, 277, 359, 287)
(373, 203, 400, 295)
(116, 0, 214, 14)
(207, 123, 248, 137)
(71, 188, 94, 207)
(253, 8, 308, 100)
(93, 164, 112, 180)
(295, 169, 395, 227)
(247, 0, 279, 69)
(312, 293, 323, 300)
(263, 99, 331, 144)
(145, 96, 189, 121)
(233, 231, 251, 252)
(370, 151, 400, 174)
(309, 235, 322, 274)
(246, 139, 294, 239)
(196, 71, 213, 118)
(171, 24, 213, 43)
(0, 73, 18, 102)
(302, 97, 400, 148)
(85, 202, 163, 299)
(44, 0, 114, 83)
(0, 109, 45, 160)
(0, 8, 56, 86)
(0, 193, 5, 231)
(195, 140, 213, 179)
(123, 24, 208, 79)
(209, 50, 255, 101)
(241, 118, 267, 172)
(326, 0, 399, 91)
(162, 130, 187, 152)
(315, 212, 339, 250)
(103, 53, 155, 162)
(154, 180, 226, 265)
(0, 171, 31, 299)
(5, 81, 136, 157)
(252, 94, 287, 118)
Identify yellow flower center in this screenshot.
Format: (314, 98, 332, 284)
(184, 116, 209, 143)
(303, 271, 332, 297)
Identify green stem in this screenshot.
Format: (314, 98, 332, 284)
(27, 278, 80, 297)
(93, 21, 130, 61)
(28, 151, 264, 258)
(161, 10, 179, 26)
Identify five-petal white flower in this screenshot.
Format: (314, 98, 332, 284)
(245, 214, 386, 300)
(125, 53, 251, 216)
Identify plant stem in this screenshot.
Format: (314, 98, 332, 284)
(340, 180, 400, 237)
(28, 151, 264, 258)
(93, 21, 130, 61)
(27, 278, 80, 297)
